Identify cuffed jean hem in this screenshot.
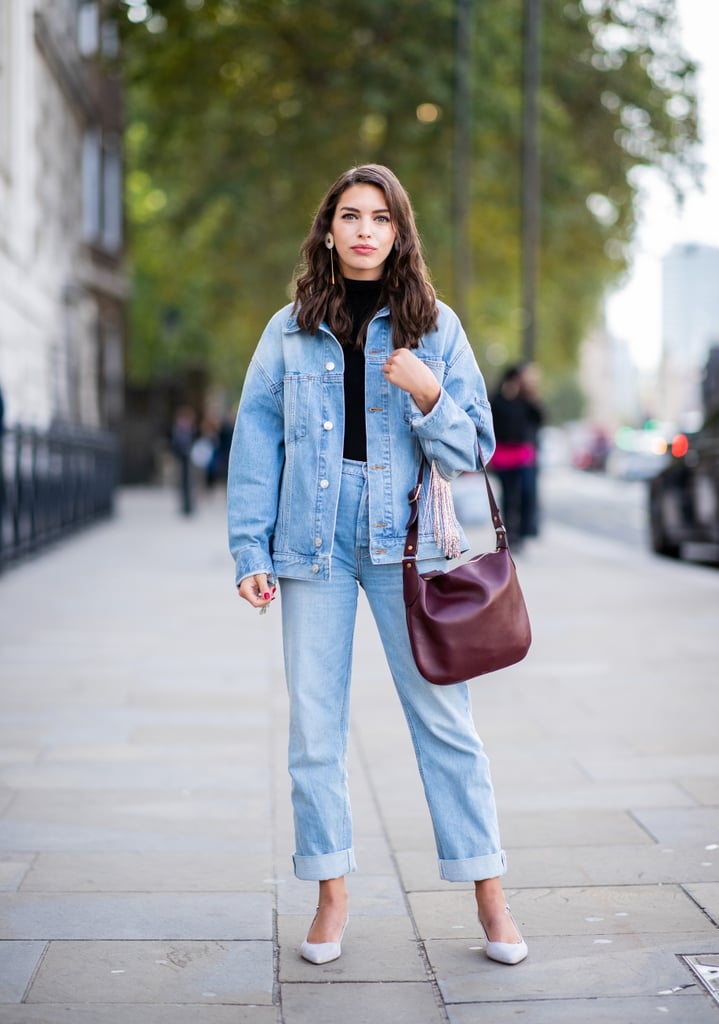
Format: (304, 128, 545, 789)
(293, 848, 358, 881)
(439, 849, 507, 882)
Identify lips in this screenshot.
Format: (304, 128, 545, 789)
(351, 246, 376, 255)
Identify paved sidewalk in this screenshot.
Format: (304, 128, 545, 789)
(1, 481, 718, 1023)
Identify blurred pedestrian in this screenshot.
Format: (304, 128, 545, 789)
(489, 364, 540, 548)
(227, 165, 527, 967)
(518, 363, 545, 539)
(170, 405, 196, 515)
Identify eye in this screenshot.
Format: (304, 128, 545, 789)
(341, 212, 358, 220)
(375, 215, 390, 223)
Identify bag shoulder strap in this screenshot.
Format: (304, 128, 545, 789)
(403, 446, 508, 563)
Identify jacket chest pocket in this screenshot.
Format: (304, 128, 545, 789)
(283, 374, 313, 443)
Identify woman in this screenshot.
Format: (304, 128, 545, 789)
(489, 365, 539, 548)
(227, 165, 527, 967)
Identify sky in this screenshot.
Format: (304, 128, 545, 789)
(604, 0, 719, 370)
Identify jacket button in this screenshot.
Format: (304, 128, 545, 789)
(325, 361, 335, 371)
(314, 537, 322, 547)
(311, 563, 320, 573)
(323, 421, 333, 430)
(319, 479, 329, 488)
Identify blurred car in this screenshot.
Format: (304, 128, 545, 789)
(606, 424, 673, 480)
(648, 409, 719, 562)
(566, 422, 612, 472)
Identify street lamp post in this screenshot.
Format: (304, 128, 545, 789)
(521, 0, 542, 364)
(453, 0, 472, 328)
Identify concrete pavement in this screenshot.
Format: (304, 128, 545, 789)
(0, 479, 718, 1023)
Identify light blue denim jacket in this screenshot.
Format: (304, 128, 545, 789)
(227, 299, 495, 584)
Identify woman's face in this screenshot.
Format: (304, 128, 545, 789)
(330, 183, 397, 280)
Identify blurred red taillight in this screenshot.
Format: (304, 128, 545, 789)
(671, 433, 689, 458)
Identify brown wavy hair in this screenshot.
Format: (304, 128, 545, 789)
(292, 165, 438, 350)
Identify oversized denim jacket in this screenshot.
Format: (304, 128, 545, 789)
(227, 300, 495, 583)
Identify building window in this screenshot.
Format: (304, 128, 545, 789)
(77, 1, 100, 58)
(82, 129, 123, 253)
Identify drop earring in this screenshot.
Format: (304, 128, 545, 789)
(325, 232, 335, 285)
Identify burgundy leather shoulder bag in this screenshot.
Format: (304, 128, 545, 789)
(402, 454, 532, 685)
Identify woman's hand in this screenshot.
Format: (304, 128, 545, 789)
(238, 573, 276, 609)
(382, 349, 441, 415)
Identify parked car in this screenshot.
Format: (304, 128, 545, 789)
(607, 423, 673, 480)
(648, 409, 719, 562)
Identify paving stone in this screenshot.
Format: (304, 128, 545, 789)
(497, 781, 695, 812)
(436, 944, 710, 1003)
(683, 882, 719, 922)
(425, 931, 719, 981)
(40, 741, 268, 763)
(395, 842, 719, 893)
(25, 940, 273, 1005)
(277, 873, 407, 917)
(0, 821, 269, 854)
(0, 762, 267, 791)
(409, 885, 716, 941)
(632, 808, 719, 846)
(578, 754, 719, 782)
(679, 777, 719, 806)
(0, 941, 46, 1001)
(279, 915, 425, 983)
(0, 892, 272, 940)
(21, 852, 272, 893)
(447, 995, 719, 1023)
(0, 1008, 279, 1024)
(499, 809, 653, 848)
(0, 859, 32, 891)
(487, 843, 719, 889)
(393, 852, 472, 894)
(378, 815, 436, 852)
(281, 982, 445, 1024)
(349, 835, 397, 876)
(0, 747, 40, 765)
(3, 789, 269, 837)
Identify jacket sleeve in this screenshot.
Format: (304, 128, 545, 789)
(227, 340, 285, 585)
(408, 310, 495, 478)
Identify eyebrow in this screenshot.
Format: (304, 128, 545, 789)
(339, 205, 391, 215)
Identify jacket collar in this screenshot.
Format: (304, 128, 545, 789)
(285, 305, 390, 334)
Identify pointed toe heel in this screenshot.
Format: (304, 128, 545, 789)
(481, 905, 528, 966)
(299, 915, 349, 965)
(485, 936, 529, 965)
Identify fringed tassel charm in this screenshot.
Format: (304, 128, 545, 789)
(424, 460, 462, 559)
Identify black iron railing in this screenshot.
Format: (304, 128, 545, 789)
(0, 425, 119, 572)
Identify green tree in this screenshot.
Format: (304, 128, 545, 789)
(121, 0, 698, 398)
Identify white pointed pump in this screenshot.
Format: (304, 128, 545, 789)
(480, 905, 528, 965)
(299, 914, 350, 965)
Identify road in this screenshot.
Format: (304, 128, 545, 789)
(541, 466, 650, 551)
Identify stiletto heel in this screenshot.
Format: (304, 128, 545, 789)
(480, 905, 528, 965)
(300, 913, 349, 965)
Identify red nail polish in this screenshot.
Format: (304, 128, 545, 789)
(263, 592, 270, 600)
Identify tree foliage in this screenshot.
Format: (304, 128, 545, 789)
(121, 0, 699, 396)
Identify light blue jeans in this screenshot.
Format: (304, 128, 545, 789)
(279, 460, 507, 883)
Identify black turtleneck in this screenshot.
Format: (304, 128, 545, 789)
(342, 278, 382, 461)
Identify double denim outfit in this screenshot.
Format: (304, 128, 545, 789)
(228, 300, 507, 882)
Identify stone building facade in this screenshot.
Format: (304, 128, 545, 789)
(0, 0, 127, 432)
